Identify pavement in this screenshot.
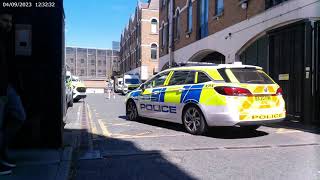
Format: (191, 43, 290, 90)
(1, 146, 73, 180)
(1, 109, 77, 180)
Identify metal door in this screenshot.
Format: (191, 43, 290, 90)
(268, 23, 305, 120)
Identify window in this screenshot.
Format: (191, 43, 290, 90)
(80, 69, 85, 75)
(197, 72, 211, 83)
(70, 58, 74, 63)
(185, 71, 196, 84)
(125, 79, 140, 84)
(265, 0, 288, 9)
(151, 44, 157, 59)
(198, 0, 209, 39)
(151, 19, 158, 33)
(230, 69, 274, 84)
(91, 60, 95, 65)
(187, 0, 193, 33)
(98, 60, 101, 66)
(145, 71, 170, 88)
(174, 10, 181, 40)
(168, 71, 194, 86)
(215, 0, 224, 16)
(81, 59, 85, 63)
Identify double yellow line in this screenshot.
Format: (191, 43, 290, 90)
(86, 104, 111, 138)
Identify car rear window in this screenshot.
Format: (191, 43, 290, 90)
(229, 68, 274, 84)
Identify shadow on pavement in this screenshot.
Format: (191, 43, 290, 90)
(71, 128, 197, 180)
(264, 118, 320, 135)
(205, 127, 268, 139)
(118, 116, 268, 139)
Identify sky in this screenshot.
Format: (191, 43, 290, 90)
(64, 0, 144, 49)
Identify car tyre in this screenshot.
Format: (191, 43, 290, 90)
(182, 105, 208, 135)
(126, 100, 139, 121)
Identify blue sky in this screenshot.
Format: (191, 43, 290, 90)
(64, 0, 144, 49)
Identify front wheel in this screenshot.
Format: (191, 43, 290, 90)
(182, 105, 208, 135)
(126, 100, 139, 121)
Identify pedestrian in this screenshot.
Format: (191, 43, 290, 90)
(0, 11, 26, 175)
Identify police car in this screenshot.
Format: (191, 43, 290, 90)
(125, 62, 286, 135)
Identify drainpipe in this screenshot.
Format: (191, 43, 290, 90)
(168, 0, 174, 67)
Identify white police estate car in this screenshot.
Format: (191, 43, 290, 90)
(125, 63, 286, 135)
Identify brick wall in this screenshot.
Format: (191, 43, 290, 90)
(160, 0, 266, 57)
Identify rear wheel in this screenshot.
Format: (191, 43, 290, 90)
(241, 125, 261, 131)
(182, 105, 208, 135)
(126, 100, 139, 121)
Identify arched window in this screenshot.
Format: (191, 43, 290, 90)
(199, 0, 209, 39)
(187, 0, 193, 32)
(151, 19, 158, 33)
(151, 44, 158, 59)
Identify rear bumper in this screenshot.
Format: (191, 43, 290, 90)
(236, 118, 285, 126)
(201, 105, 286, 127)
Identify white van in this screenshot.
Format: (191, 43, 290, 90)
(114, 77, 123, 93)
(121, 74, 141, 95)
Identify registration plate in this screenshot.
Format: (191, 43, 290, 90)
(255, 96, 271, 101)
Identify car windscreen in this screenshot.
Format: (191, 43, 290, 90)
(229, 68, 274, 84)
(125, 79, 140, 84)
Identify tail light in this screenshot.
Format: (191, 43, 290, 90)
(214, 87, 252, 96)
(275, 88, 283, 96)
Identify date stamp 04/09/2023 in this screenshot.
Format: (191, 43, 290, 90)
(2, 1, 56, 8)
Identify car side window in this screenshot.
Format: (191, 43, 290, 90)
(168, 71, 195, 86)
(185, 71, 196, 84)
(197, 72, 212, 83)
(145, 71, 170, 88)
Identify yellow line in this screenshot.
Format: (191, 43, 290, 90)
(98, 119, 111, 137)
(87, 104, 98, 137)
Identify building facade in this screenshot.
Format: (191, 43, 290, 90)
(66, 47, 120, 80)
(159, 0, 320, 125)
(119, 0, 160, 81)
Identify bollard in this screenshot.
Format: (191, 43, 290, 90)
(108, 89, 111, 99)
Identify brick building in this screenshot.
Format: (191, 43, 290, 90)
(119, 0, 160, 81)
(159, 0, 320, 125)
(66, 47, 120, 80)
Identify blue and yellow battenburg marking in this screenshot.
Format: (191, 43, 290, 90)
(128, 84, 219, 105)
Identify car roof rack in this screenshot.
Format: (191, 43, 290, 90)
(175, 62, 217, 67)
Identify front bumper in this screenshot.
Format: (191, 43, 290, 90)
(73, 91, 87, 100)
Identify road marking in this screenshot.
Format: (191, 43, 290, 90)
(276, 128, 302, 134)
(77, 106, 81, 125)
(98, 119, 111, 137)
(87, 104, 98, 138)
(110, 122, 131, 126)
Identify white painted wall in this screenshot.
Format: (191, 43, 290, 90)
(159, 0, 320, 70)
